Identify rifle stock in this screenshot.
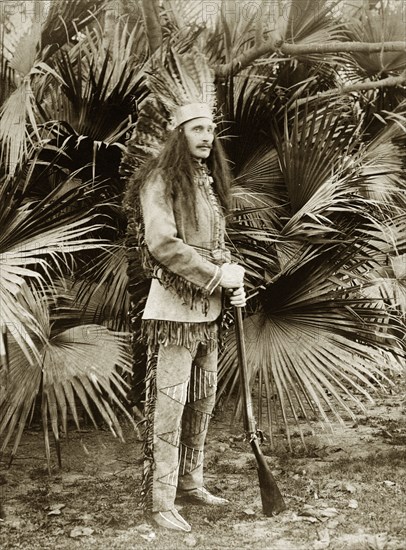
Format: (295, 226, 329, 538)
(234, 306, 286, 516)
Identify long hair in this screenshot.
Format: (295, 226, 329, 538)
(123, 127, 232, 224)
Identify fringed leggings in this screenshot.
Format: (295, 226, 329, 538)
(141, 324, 218, 513)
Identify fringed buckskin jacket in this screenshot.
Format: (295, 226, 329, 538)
(138, 163, 231, 349)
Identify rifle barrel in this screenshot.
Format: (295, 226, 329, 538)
(234, 306, 286, 516)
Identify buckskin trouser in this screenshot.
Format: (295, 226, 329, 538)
(141, 333, 218, 513)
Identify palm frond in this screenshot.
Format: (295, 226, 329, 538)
(231, 145, 286, 228)
(348, 4, 406, 77)
(226, 217, 281, 288)
(0, 174, 108, 362)
(41, 0, 106, 58)
(0, 2, 55, 173)
(74, 243, 131, 331)
(0, 1, 122, 175)
(0, 289, 134, 466)
(203, 0, 278, 65)
(275, 101, 360, 213)
(359, 140, 406, 208)
(36, 22, 147, 155)
(284, 0, 350, 64)
(162, 0, 210, 28)
(219, 76, 279, 175)
(363, 216, 406, 319)
(357, 112, 406, 208)
(8, 9, 41, 76)
(0, 79, 38, 175)
(219, 244, 403, 446)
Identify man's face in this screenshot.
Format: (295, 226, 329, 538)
(182, 117, 215, 160)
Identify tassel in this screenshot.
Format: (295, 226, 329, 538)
(141, 319, 218, 350)
(125, 201, 212, 315)
(140, 348, 158, 512)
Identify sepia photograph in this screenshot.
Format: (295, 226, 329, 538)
(0, 1, 405, 548)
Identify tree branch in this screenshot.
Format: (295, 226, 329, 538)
(293, 70, 406, 107)
(254, 0, 266, 48)
(215, 41, 406, 78)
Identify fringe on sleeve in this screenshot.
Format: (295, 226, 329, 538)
(125, 200, 212, 315)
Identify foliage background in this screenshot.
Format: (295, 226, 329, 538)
(0, 0, 405, 465)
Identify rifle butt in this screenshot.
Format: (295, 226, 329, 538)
(251, 439, 286, 516)
(234, 306, 286, 516)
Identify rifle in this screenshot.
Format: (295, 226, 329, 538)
(234, 306, 286, 516)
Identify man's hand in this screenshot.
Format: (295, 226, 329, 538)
(220, 264, 246, 307)
(220, 263, 245, 289)
(229, 285, 246, 308)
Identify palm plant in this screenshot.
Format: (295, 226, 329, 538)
(0, 1, 149, 466)
(217, 91, 404, 445)
(345, 1, 406, 118)
(1, 0, 405, 464)
(155, 0, 406, 444)
(0, 167, 137, 467)
(0, 0, 108, 176)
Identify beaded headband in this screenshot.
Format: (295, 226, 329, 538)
(173, 103, 214, 127)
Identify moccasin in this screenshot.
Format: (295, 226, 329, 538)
(177, 487, 229, 506)
(151, 508, 191, 532)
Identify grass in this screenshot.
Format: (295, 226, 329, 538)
(0, 389, 405, 550)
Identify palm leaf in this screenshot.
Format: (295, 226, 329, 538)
(34, 21, 148, 183)
(226, 217, 281, 288)
(41, 0, 106, 58)
(0, 296, 134, 466)
(218, 244, 402, 446)
(363, 215, 406, 319)
(0, 79, 39, 175)
(218, 73, 288, 238)
(358, 111, 406, 208)
(348, 5, 406, 77)
(74, 243, 131, 331)
(231, 145, 286, 229)
(0, 174, 108, 362)
(359, 140, 406, 208)
(162, 0, 211, 28)
(208, 0, 264, 65)
(220, 76, 279, 172)
(275, 101, 360, 213)
(0, 1, 120, 175)
(284, 0, 349, 64)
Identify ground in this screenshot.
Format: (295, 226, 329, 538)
(0, 383, 405, 550)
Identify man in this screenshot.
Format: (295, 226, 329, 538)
(125, 100, 246, 532)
